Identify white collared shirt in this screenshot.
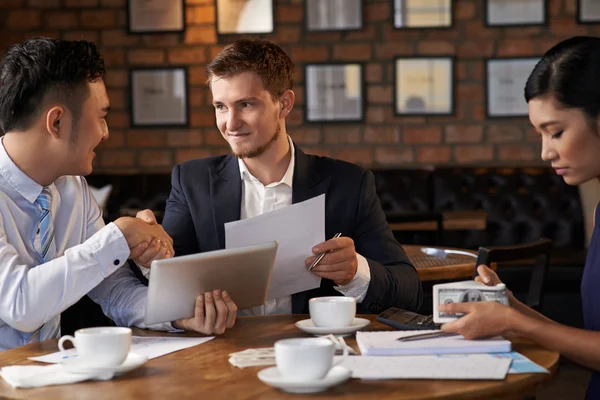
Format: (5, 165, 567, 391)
(237, 137, 371, 316)
(0, 138, 170, 351)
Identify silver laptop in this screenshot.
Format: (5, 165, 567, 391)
(144, 241, 278, 325)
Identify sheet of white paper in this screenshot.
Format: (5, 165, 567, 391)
(337, 354, 512, 380)
(28, 336, 214, 363)
(225, 194, 324, 299)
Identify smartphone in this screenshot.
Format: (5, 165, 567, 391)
(376, 307, 440, 331)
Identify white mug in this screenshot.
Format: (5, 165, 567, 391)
(275, 338, 348, 381)
(309, 296, 356, 328)
(58, 327, 131, 367)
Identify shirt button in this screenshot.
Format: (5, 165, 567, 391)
(113, 260, 120, 266)
(37, 229, 40, 234)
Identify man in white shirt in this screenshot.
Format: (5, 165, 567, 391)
(0, 38, 236, 351)
(147, 39, 422, 316)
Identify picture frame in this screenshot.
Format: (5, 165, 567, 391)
(577, 0, 600, 23)
(485, 0, 546, 27)
(393, 0, 453, 29)
(129, 67, 189, 128)
(394, 57, 455, 116)
(127, 0, 185, 34)
(216, 0, 274, 35)
(305, 0, 363, 32)
(304, 63, 365, 123)
(485, 57, 540, 118)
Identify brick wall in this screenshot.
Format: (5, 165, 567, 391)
(0, 0, 595, 173)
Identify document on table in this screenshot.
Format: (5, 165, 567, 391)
(28, 336, 214, 363)
(337, 354, 512, 380)
(491, 352, 549, 374)
(225, 194, 324, 300)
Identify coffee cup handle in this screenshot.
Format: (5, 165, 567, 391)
(332, 342, 349, 367)
(58, 335, 76, 352)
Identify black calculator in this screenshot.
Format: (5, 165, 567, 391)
(376, 307, 440, 330)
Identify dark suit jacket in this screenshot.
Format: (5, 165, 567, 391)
(161, 146, 423, 314)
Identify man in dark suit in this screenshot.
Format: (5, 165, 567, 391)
(144, 39, 422, 327)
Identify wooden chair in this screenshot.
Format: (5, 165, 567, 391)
(387, 211, 444, 245)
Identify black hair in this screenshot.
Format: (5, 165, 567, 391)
(0, 37, 105, 133)
(525, 36, 600, 122)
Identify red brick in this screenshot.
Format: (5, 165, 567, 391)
(565, 0, 577, 15)
(7, 10, 41, 29)
(168, 48, 206, 64)
(304, 147, 333, 158)
(333, 44, 372, 61)
(457, 41, 494, 58)
(185, 26, 217, 44)
(190, 111, 216, 128)
(127, 130, 166, 148)
(403, 127, 442, 144)
(277, 4, 303, 23)
(375, 42, 413, 59)
(81, 10, 117, 29)
(287, 109, 303, 125)
(345, 25, 377, 41)
(417, 41, 456, 55)
(454, 145, 494, 164)
(45, 11, 79, 29)
(28, 0, 61, 7)
(99, 149, 135, 168)
(142, 35, 181, 47)
(270, 26, 301, 43)
(101, 29, 139, 47)
(106, 111, 129, 129)
(290, 128, 321, 145)
(456, 1, 476, 19)
(127, 49, 165, 65)
(417, 146, 452, 163)
(470, 104, 486, 122)
(189, 66, 208, 85)
(422, 28, 461, 40)
(187, 0, 212, 4)
(106, 88, 125, 110)
(499, 145, 536, 162)
(368, 86, 393, 104)
(100, 0, 125, 7)
(168, 130, 204, 147)
(104, 69, 128, 88)
(305, 32, 342, 43)
(291, 46, 329, 62)
(487, 125, 523, 143)
(102, 49, 125, 67)
(186, 5, 215, 25)
(61, 30, 99, 43)
(457, 83, 483, 103)
(445, 125, 483, 143)
(374, 147, 414, 165)
(333, 148, 373, 165)
(382, 25, 421, 42)
(98, 130, 124, 148)
(365, 3, 390, 22)
(293, 86, 304, 105)
(464, 21, 499, 39)
(456, 61, 469, 80)
(324, 127, 361, 144)
(366, 107, 385, 123)
(504, 27, 543, 37)
(497, 41, 536, 57)
(138, 150, 172, 167)
(175, 149, 212, 164)
(209, 45, 226, 60)
(550, 18, 589, 36)
(0, 0, 24, 7)
(65, 0, 98, 6)
(365, 64, 382, 83)
(204, 130, 225, 146)
(365, 127, 399, 143)
(548, 0, 562, 16)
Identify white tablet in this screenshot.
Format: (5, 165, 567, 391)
(144, 241, 278, 325)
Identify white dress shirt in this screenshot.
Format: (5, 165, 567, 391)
(237, 137, 371, 316)
(0, 137, 170, 351)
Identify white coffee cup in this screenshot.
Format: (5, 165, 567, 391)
(309, 296, 356, 328)
(275, 338, 348, 381)
(58, 327, 132, 367)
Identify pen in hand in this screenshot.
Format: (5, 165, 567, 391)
(308, 232, 342, 271)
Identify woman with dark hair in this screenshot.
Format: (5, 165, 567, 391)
(438, 36, 600, 399)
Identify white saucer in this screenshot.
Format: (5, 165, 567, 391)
(60, 352, 148, 376)
(295, 318, 370, 336)
(257, 365, 351, 393)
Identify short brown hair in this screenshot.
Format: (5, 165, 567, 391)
(206, 39, 294, 99)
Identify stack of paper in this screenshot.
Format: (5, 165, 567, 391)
(356, 331, 511, 356)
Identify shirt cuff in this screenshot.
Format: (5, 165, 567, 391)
(333, 253, 371, 303)
(87, 222, 130, 278)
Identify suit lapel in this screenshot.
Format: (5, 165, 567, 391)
(209, 156, 241, 249)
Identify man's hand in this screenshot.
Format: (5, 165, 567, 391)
(114, 216, 174, 265)
(127, 209, 173, 267)
(305, 236, 358, 285)
(172, 290, 238, 335)
(439, 301, 517, 339)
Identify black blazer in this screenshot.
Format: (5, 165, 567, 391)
(161, 146, 423, 314)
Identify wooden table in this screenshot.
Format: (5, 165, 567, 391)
(389, 210, 488, 232)
(404, 245, 485, 282)
(0, 315, 558, 400)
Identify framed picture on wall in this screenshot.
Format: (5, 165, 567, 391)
(129, 67, 189, 128)
(393, 0, 453, 29)
(304, 63, 365, 123)
(216, 0, 274, 35)
(577, 0, 600, 23)
(394, 57, 454, 116)
(306, 0, 363, 32)
(485, 0, 546, 27)
(486, 57, 540, 118)
(127, 0, 185, 34)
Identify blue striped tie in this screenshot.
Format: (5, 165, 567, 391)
(35, 187, 60, 341)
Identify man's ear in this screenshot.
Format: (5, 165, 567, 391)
(279, 90, 295, 118)
(46, 106, 66, 139)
